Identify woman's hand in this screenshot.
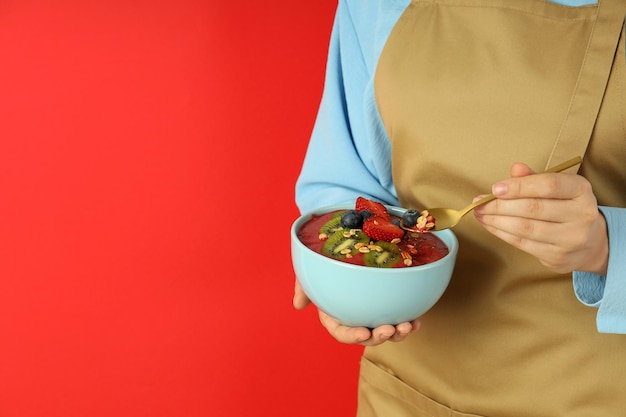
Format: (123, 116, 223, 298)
(473, 161, 608, 275)
(293, 279, 420, 345)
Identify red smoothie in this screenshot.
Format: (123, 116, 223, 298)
(297, 209, 449, 268)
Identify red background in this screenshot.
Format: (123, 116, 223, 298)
(0, 1, 364, 416)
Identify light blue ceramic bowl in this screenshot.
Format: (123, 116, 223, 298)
(291, 204, 458, 328)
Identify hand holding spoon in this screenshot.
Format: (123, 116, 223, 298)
(422, 156, 583, 231)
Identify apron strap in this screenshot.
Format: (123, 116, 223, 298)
(548, 0, 626, 170)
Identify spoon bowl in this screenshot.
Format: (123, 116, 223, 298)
(427, 156, 583, 231)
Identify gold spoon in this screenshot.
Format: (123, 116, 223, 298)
(423, 156, 583, 231)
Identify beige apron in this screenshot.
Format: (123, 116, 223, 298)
(360, 0, 626, 416)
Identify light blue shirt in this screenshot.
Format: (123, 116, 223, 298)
(295, 0, 626, 333)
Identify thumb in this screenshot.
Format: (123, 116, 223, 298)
(293, 279, 311, 310)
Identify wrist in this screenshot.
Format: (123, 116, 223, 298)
(582, 211, 609, 276)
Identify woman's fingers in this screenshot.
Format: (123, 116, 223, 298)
(318, 309, 420, 346)
(473, 162, 608, 275)
(293, 279, 311, 310)
(491, 171, 592, 201)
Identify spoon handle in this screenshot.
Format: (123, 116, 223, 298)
(459, 156, 583, 216)
(460, 194, 496, 216)
(544, 156, 582, 173)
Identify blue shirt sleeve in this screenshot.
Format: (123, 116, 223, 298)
(294, 0, 409, 213)
(573, 206, 626, 334)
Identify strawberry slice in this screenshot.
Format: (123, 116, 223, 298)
(355, 196, 389, 219)
(362, 216, 404, 242)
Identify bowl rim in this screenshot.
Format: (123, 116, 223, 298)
(291, 203, 458, 272)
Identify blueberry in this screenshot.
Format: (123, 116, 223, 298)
(391, 218, 406, 236)
(402, 209, 420, 227)
(360, 210, 373, 221)
(340, 210, 363, 229)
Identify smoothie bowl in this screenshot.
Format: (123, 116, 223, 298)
(291, 197, 458, 328)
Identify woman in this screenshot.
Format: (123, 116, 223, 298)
(294, 0, 626, 416)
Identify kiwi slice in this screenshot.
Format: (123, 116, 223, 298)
(319, 210, 346, 236)
(364, 241, 402, 268)
(322, 228, 370, 259)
